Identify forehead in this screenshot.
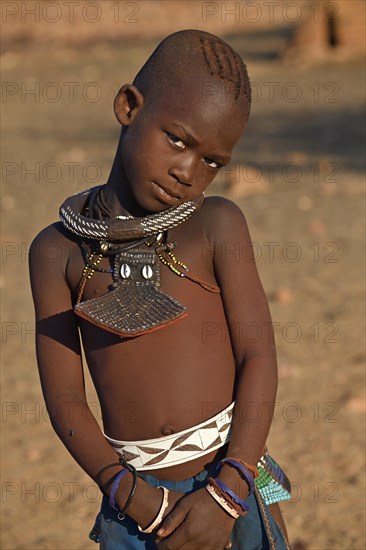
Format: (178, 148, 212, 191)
(147, 78, 247, 151)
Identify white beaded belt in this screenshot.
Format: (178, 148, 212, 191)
(103, 401, 235, 470)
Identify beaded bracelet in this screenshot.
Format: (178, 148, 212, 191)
(217, 458, 255, 495)
(138, 486, 170, 534)
(255, 452, 292, 505)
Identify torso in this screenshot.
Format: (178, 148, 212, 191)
(65, 198, 238, 480)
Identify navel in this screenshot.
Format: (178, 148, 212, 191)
(161, 424, 175, 436)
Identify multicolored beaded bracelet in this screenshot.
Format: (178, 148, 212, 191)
(255, 452, 291, 505)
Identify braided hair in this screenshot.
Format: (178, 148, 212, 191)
(133, 29, 251, 116)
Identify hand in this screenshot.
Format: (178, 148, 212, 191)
(163, 489, 187, 516)
(150, 489, 185, 538)
(136, 489, 185, 535)
(154, 487, 235, 549)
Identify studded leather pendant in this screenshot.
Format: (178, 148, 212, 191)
(74, 247, 187, 337)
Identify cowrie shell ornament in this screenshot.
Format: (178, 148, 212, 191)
(142, 265, 153, 279)
(120, 264, 131, 278)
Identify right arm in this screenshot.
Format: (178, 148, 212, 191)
(29, 224, 178, 527)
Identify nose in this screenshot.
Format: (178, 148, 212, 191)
(168, 154, 197, 186)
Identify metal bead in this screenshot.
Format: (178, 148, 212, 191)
(120, 264, 131, 278)
(142, 265, 153, 279)
(100, 242, 109, 253)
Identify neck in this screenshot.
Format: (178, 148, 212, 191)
(104, 131, 151, 218)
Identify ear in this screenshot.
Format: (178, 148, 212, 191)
(114, 84, 144, 126)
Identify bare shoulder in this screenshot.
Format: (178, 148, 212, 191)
(30, 221, 75, 249)
(29, 222, 82, 320)
(29, 221, 77, 273)
(201, 195, 250, 242)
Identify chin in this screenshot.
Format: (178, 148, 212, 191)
(132, 187, 171, 215)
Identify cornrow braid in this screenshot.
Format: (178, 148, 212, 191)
(200, 35, 215, 76)
(199, 34, 251, 104)
(133, 30, 251, 118)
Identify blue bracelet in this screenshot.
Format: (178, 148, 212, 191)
(214, 477, 249, 512)
(109, 468, 129, 511)
(216, 458, 255, 494)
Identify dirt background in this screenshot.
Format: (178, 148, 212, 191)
(1, 1, 365, 549)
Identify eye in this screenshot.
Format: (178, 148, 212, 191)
(166, 132, 186, 150)
(204, 158, 222, 169)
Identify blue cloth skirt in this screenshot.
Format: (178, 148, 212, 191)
(97, 460, 290, 550)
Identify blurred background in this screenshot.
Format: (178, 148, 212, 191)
(1, 1, 365, 548)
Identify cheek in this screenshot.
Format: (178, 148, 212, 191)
(196, 164, 215, 189)
(125, 126, 168, 169)
(121, 128, 148, 176)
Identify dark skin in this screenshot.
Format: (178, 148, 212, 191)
(29, 80, 288, 549)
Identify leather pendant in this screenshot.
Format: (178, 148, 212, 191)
(74, 248, 187, 337)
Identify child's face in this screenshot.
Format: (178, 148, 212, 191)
(120, 82, 248, 212)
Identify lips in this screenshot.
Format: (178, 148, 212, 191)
(155, 182, 182, 199)
(152, 181, 182, 203)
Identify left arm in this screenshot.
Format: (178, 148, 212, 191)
(156, 198, 278, 548)
(210, 197, 278, 489)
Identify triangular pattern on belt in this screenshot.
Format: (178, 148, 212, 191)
(144, 450, 170, 466)
(104, 401, 236, 470)
(198, 427, 219, 448)
(170, 431, 196, 449)
(205, 435, 222, 450)
(120, 449, 140, 462)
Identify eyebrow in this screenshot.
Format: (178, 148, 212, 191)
(170, 123, 231, 164)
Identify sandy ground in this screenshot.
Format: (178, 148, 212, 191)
(1, 23, 365, 550)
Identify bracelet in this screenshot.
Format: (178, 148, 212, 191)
(109, 469, 129, 510)
(95, 462, 124, 490)
(220, 456, 259, 479)
(206, 483, 240, 519)
(217, 458, 255, 494)
(116, 460, 138, 521)
(213, 477, 249, 513)
(233, 458, 259, 479)
(208, 477, 248, 517)
(138, 486, 170, 534)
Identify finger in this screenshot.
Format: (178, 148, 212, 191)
(224, 541, 233, 549)
(155, 526, 192, 550)
(156, 505, 188, 539)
